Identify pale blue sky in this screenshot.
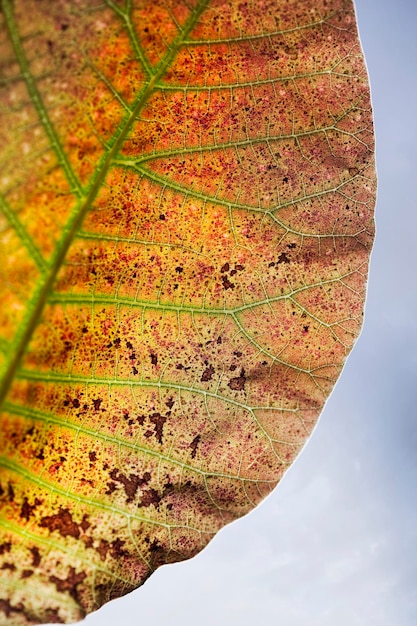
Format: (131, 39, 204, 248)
(74, 0, 417, 624)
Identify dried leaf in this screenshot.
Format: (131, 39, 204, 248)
(0, 0, 375, 623)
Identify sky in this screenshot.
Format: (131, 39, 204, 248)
(72, 1, 417, 624)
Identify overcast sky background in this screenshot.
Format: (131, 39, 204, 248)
(71, 0, 417, 624)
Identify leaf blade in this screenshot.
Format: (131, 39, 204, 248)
(0, 0, 375, 622)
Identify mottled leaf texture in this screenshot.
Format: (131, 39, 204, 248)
(0, 0, 375, 623)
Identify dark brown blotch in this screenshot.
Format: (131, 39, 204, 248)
(49, 567, 87, 601)
(39, 508, 80, 539)
(107, 469, 151, 503)
(139, 488, 161, 508)
(277, 252, 290, 264)
(228, 368, 247, 391)
(201, 364, 215, 382)
(20, 496, 42, 521)
(0, 542, 11, 555)
(221, 275, 235, 290)
(30, 546, 41, 567)
(190, 435, 201, 459)
(148, 412, 167, 444)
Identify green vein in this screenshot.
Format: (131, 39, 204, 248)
(156, 69, 360, 91)
(15, 368, 318, 415)
(116, 160, 360, 229)
(47, 270, 357, 315)
(0, 455, 171, 529)
(0, 192, 47, 271)
(0, 516, 139, 588)
(182, 8, 341, 44)
(0, 454, 244, 534)
(2, 0, 83, 197)
(83, 56, 132, 114)
(3, 401, 282, 482)
(7, 373, 296, 462)
(116, 121, 352, 163)
(230, 311, 315, 375)
(14, 369, 260, 410)
(76, 230, 215, 259)
(105, 0, 154, 77)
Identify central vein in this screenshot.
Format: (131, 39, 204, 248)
(0, 0, 210, 407)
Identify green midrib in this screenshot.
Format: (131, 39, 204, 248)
(0, 0, 210, 407)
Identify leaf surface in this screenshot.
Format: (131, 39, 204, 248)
(0, 0, 375, 623)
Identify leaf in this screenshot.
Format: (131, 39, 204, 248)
(0, 0, 375, 623)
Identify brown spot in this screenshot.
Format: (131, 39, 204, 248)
(166, 397, 174, 409)
(190, 435, 201, 459)
(96, 539, 109, 561)
(96, 537, 129, 561)
(201, 364, 215, 382)
(150, 353, 158, 365)
(20, 497, 41, 521)
(49, 567, 86, 600)
(46, 609, 64, 624)
(277, 252, 290, 264)
(40, 508, 80, 539)
(221, 275, 235, 290)
(107, 469, 151, 503)
(220, 262, 230, 273)
(0, 600, 11, 618)
(148, 539, 166, 569)
(7, 483, 14, 502)
(148, 412, 167, 444)
(82, 535, 93, 548)
(72, 398, 80, 408)
(139, 488, 161, 508)
(106, 481, 117, 495)
(30, 546, 41, 567)
(80, 515, 90, 532)
(92, 398, 102, 411)
(0, 542, 11, 555)
(1, 562, 16, 571)
(88, 451, 97, 463)
(228, 368, 247, 391)
(21, 569, 34, 579)
(110, 538, 129, 558)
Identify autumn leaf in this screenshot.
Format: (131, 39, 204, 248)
(0, 0, 375, 623)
